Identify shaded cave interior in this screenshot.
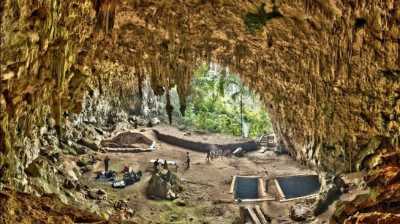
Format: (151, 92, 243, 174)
(0, 0, 399, 223)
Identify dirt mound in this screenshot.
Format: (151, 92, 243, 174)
(101, 132, 153, 149)
(0, 189, 105, 224)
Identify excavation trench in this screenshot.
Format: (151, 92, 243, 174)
(153, 129, 258, 153)
(274, 175, 321, 201)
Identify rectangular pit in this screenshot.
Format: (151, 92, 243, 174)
(274, 175, 321, 201)
(231, 176, 273, 203)
(235, 176, 259, 200)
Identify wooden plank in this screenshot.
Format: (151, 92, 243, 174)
(279, 193, 319, 202)
(258, 177, 267, 198)
(247, 207, 262, 224)
(255, 205, 268, 224)
(236, 175, 262, 178)
(274, 179, 286, 200)
(236, 197, 275, 203)
(230, 176, 237, 194)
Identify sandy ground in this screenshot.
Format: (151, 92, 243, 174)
(81, 127, 319, 224)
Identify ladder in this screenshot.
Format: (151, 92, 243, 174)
(246, 205, 268, 224)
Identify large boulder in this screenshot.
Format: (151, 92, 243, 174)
(146, 170, 183, 200)
(87, 188, 107, 200)
(24, 157, 64, 198)
(313, 173, 346, 216)
(289, 204, 311, 222)
(77, 138, 100, 151)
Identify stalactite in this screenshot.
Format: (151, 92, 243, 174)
(165, 88, 173, 124)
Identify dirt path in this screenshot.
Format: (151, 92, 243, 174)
(81, 127, 316, 224)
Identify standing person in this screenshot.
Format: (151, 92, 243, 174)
(153, 158, 160, 172)
(209, 144, 219, 160)
(133, 118, 138, 129)
(186, 152, 191, 169)
(104, 156, 110, 172)
(163, 159, 169, 170)
(206, 150, 211, 162)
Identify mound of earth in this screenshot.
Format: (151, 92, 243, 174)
(101, 132, 153, 149)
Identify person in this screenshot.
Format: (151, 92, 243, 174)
(163, 159, 168, 170)
(122, 165, 130, 173)
(153, 158, 159, 172)
(209, 145, 218, 160)
(133, 117, 138, 129)
(104, 156, 110, 172)
(186, 152, 191, 169)
(147, 120, 153, 127)
(206, 150, 211, 162)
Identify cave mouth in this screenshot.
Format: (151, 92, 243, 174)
(157, 63, 274, 140)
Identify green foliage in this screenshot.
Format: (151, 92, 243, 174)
(181, 64, 272, 138)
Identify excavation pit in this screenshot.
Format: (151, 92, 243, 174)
(234, 176, 259, 200)
(231, 176, 273, 203)
(274, 175, 320, 201)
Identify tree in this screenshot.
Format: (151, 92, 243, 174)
(177, 64, 272, 138)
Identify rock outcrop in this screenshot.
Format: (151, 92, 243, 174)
(147, 169, 183, 200)
(0, 188, 106, 224)
(1, 0, 399, 222)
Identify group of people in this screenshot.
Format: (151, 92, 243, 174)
(104, 152, 191, 179)
(206, 146, 228, 162)
(153, 158, 169, 172)
(106, 145, 231, 175)
(153, 152, 191, 172)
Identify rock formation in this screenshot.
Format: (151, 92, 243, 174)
(1, 0, 399, 222)
(147, 169, 183, 200)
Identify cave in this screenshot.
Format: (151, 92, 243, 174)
(1, 0, 400, 223)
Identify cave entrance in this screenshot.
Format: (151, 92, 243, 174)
(158, 63, 274, 141)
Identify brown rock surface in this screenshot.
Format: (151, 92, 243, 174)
(0, 189, 105, 224)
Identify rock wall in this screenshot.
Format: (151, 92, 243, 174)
(0, 0, 140, 186)
(0, 0, 99, 187)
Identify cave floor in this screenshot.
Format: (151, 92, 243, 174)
(78, 126, 322, 224)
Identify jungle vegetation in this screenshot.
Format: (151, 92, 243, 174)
(175, 64, 273, 138)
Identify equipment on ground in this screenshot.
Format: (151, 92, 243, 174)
(112, 170, 143, 188)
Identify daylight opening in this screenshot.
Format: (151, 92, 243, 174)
(157, 63, 273, 139)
